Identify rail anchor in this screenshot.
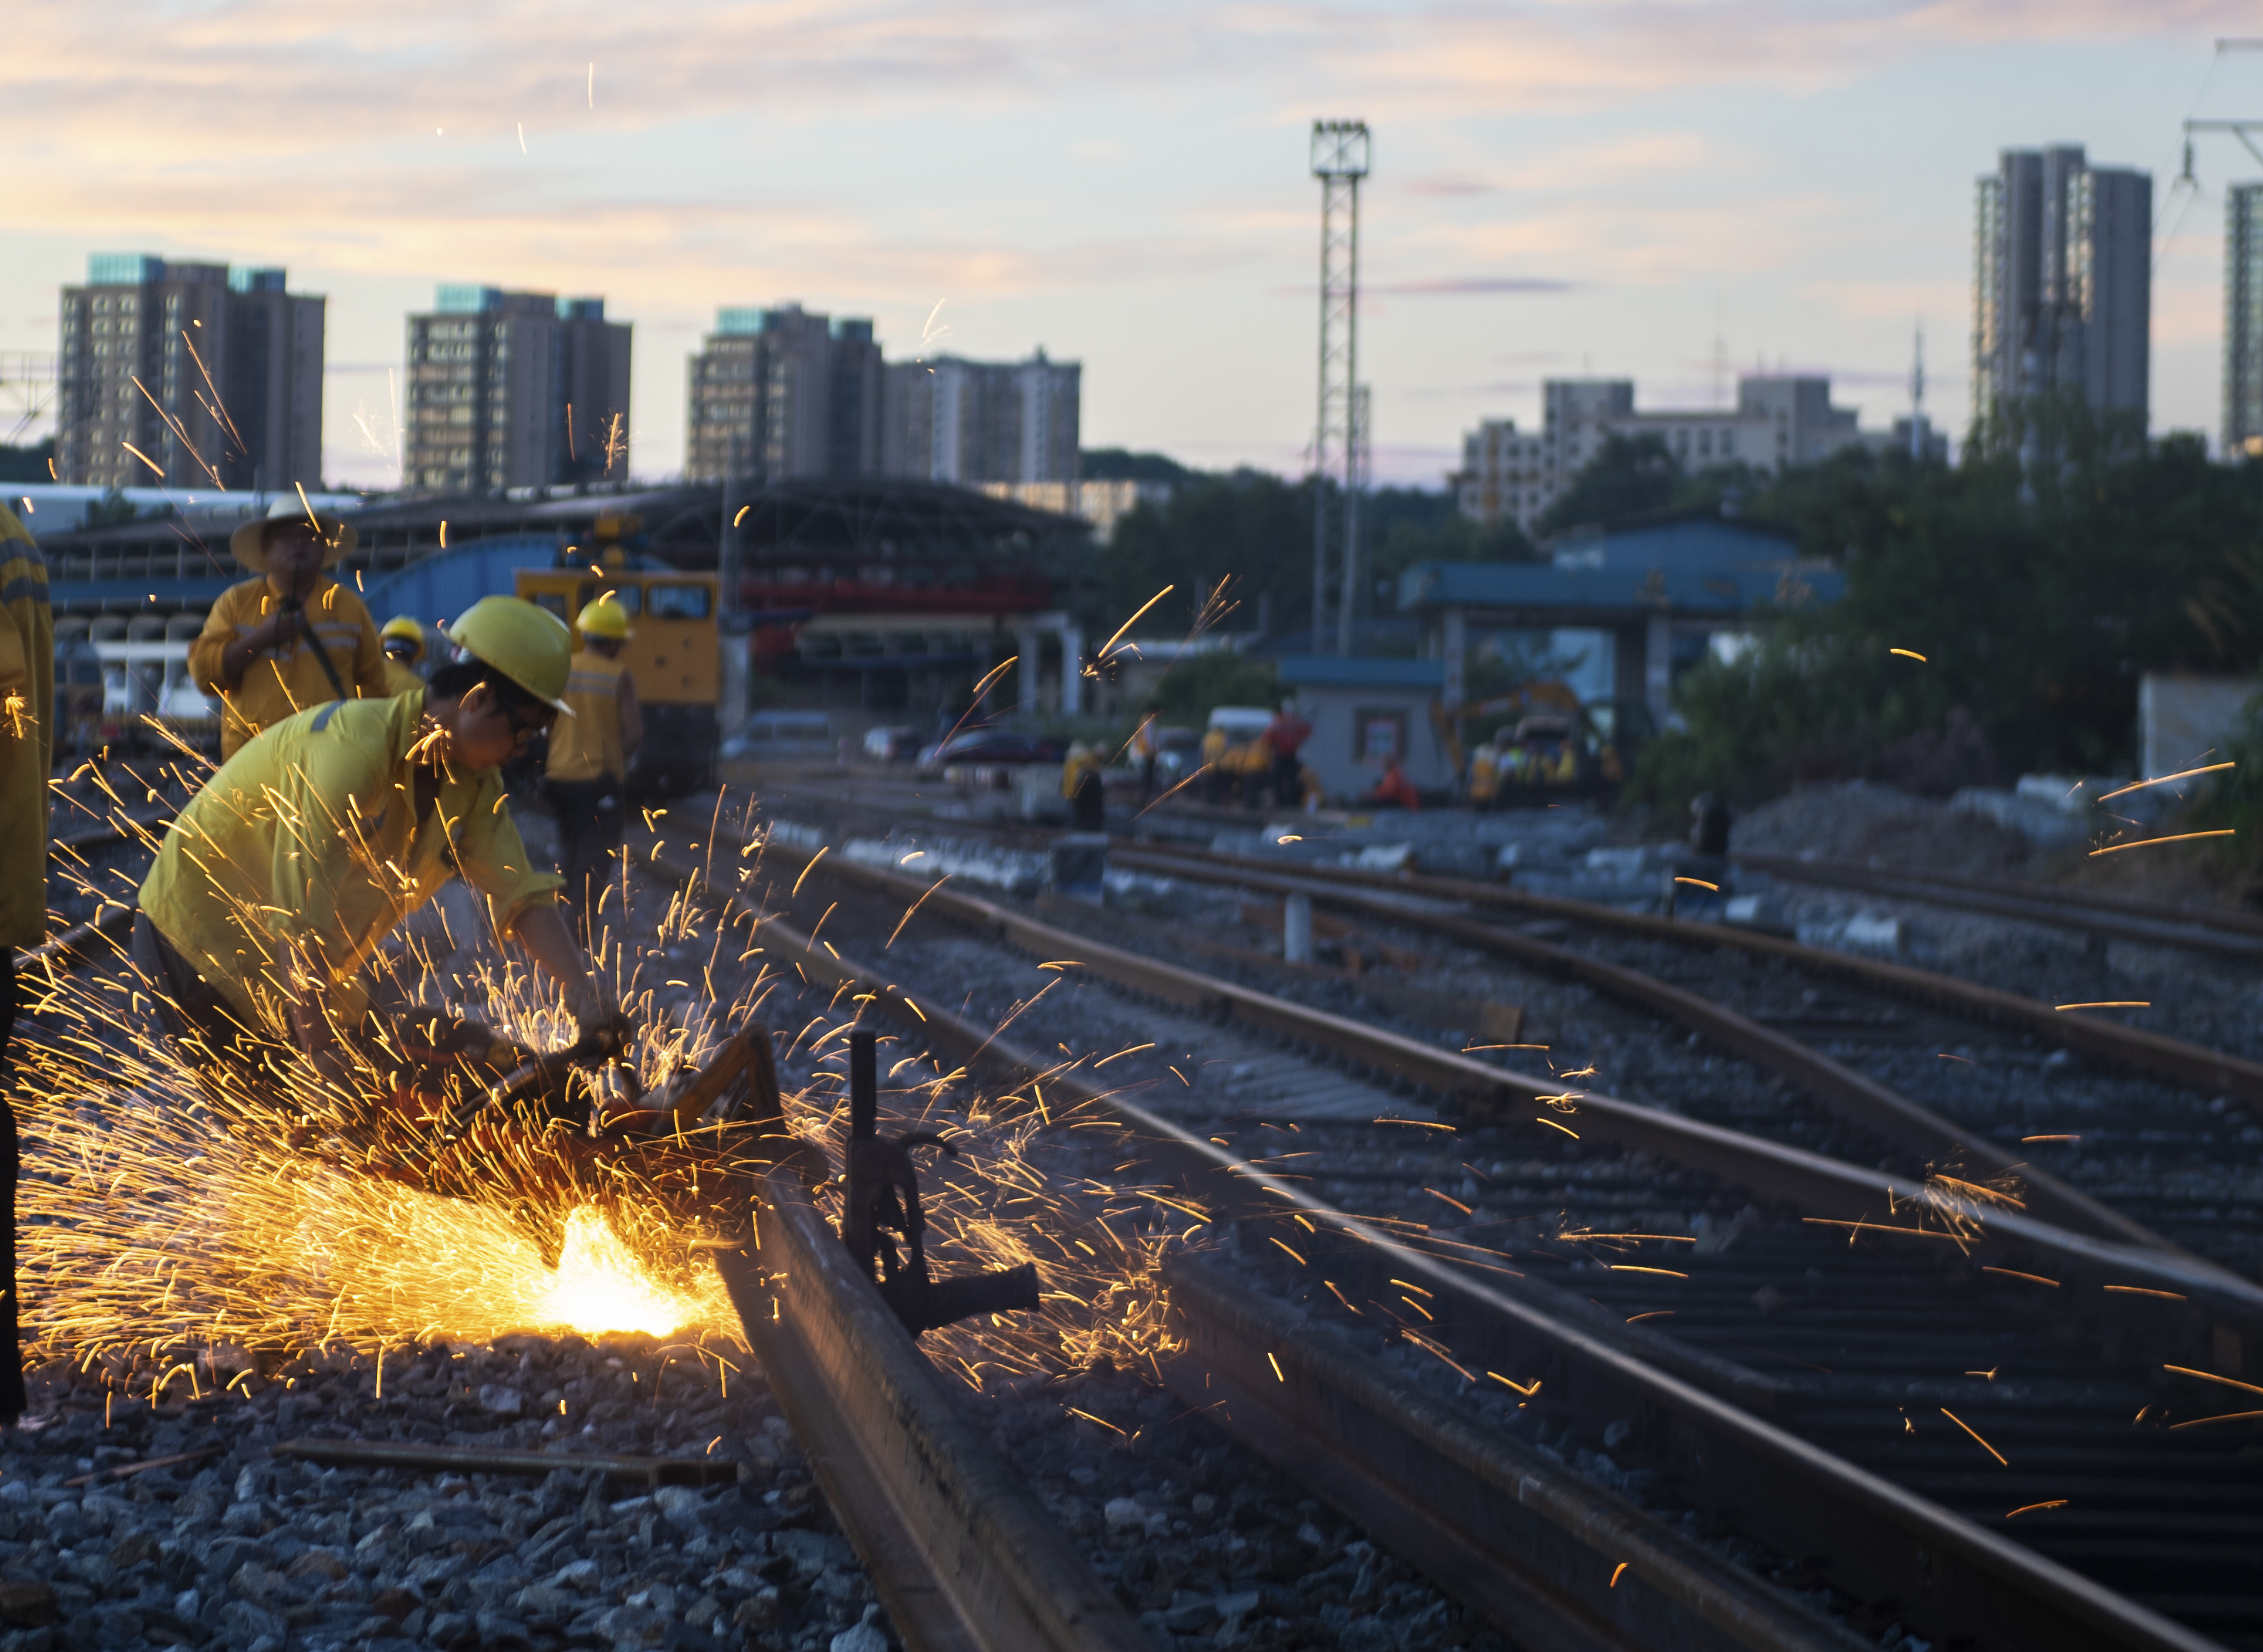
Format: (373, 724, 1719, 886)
(840, 1029, 1039, 1335)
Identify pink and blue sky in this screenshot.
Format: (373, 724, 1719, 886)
(3, 1, 2255, 488)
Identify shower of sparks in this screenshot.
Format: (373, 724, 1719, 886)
(13, 784, 1189, 1401)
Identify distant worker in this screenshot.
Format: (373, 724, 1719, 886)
(1132, 706, 1161, 804)
(134, 596, 621, 1110)
(0, 502, 50, 1422)
(192, 498, 388, 761)
(1266, 699, 1311, 811)
(380, 616, 427, 697)
(546, 596, 643, 925)
(1367, 753, 1420, 812)
(1199, 722, 1230, 806)
(1689, 792, 1733, 859)
(1467, 739, 1501, 814)
(1062, 743, 1108, 831)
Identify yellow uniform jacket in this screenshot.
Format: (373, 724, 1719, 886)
(140, 692, 562, 1029)
(190, 575, 390, 760)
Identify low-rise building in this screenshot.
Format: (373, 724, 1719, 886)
(1278, 655, 1455, 799)
(1454, 375, 1867, 537)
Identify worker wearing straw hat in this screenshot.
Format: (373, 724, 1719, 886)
(0, 500, 49, 1421)
(137, 596, 623, 1113)
(190, 498, 389, 760)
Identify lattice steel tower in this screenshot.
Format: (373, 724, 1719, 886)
(1311, 120, 1369, 655)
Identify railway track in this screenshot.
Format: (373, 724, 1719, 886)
(672, 818, 2263, 1652)
(751, 788, 2263, 1269)
(1733, 851, 2263, 961)
(34, 777, 2263, 1648)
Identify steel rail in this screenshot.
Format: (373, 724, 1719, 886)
(713, 1168, 1153, 1652)
(1104, 849, 2166, 1252)
(645, 841, 2230, 1652)
(1732, 852, 2263, 959)
(1118, 840, 2263, 1109)
(745, 831, 2263, 1324)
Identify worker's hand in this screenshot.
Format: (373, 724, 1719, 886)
(577, 1003, 638, 1059)
(246, 607, 303, 651)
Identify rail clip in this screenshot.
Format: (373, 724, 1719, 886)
(840, 1029, 1039, 1335)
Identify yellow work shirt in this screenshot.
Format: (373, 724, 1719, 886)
(0, 505, 53, 952)
(140, 691, 562, 1030)
(381, 657, 424, 698)
(1468, 750, 1500, 800)
(190, 575, 390, 760)
(545, 651, 624, 784)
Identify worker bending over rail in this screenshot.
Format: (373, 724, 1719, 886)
(545, 596, 643, 933)
(192, 499, 389, 761)
(136, 596, 622, 1120)
(0, 501, 49, 1420)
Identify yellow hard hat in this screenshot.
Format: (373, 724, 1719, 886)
(576, 596, 633, 641)
(380, 615, 425, 659)
(440, 596, 575, 714)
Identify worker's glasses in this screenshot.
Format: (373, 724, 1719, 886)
(506, 709, 555, 752)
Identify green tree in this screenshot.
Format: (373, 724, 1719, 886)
(1535, 433, 1681, 535)
(1626, 413, 2263, 819)
(0, 439, 53, 484)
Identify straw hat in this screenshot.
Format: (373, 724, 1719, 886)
(229, 497, 359, 572)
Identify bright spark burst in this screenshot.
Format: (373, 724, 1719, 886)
(16, 784, 1187, 1395)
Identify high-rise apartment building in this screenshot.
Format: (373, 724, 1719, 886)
(55, 254, 324, 491)
(684, 304, 885, 483)
(2226, 184, 2263, 454)
(1973, 146, 2151, 434)
(403, 287, 631, 493)
(880, 351, 1080, 484)
(1455, 375, 1863, 536)
(687, 303, 891, 479)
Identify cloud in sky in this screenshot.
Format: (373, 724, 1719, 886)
(1, 1, 2254, 486)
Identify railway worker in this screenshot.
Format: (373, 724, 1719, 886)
(1467, 739, 1502, 814)
(1062, 742, 1107, 831)
(192, 499, 389, 762)
(1199, 722, 1231, 806)
(0, 501, 50, 1420)
(545, 596, 643, 929)
(1131, 706, 1161, 804)
(379, 616, 429, 697)
(1366, 753, 1420, 812)
(1266, 699, 1311, 811)
(134, 596, 621, 1110)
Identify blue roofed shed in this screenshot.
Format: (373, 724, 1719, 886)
(1395, 512, 1841, 722)
(1277, 654, 1451, 800)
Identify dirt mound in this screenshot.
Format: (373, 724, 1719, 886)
(1728, 779, 2034, 877)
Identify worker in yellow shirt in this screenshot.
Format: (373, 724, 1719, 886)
(0, 503, 50, 1421)
(191, 498, 389, 760)
(135, 596, 621, 1116)
(1467, 739, 1501, 814)
(379, 616, 428, 697)
(545, 596, 643, 929)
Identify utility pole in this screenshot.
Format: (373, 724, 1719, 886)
(1311, 119, 1368, 656)
(1909, 321, 1926, 461)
